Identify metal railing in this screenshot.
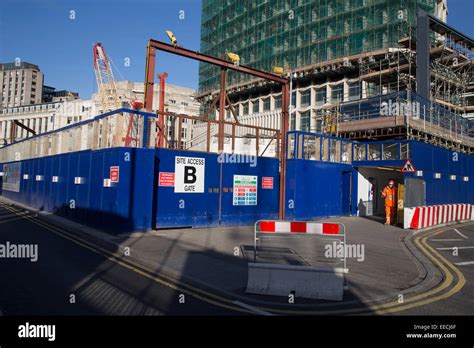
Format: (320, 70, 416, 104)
(288, 131, 412, 164)
(0, 108, 282, 163)
(0, 108, 152, 163)
(340, 91, 474, 140)
(146, 111, 281, 158)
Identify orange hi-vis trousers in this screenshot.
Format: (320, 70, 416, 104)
(385, 206, 396, 225)
(382, 186, 397, 225)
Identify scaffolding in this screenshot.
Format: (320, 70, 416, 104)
(342, 5, 474, 152)
(199, 0, 436, 93)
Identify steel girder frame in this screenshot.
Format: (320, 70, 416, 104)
(143, 39, 290, 219)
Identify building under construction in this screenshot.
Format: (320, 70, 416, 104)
(1, 1, 474, 232)
(198, 0, 474, 154)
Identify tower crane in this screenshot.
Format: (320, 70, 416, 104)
(93, 42, 143, 147)
(93, 42, 122, 112)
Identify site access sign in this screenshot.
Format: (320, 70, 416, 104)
(174, 156, 205, 193)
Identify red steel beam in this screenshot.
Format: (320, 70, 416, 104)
(147, 39, 287, 84)
(144, 44, 156, 112)
(156, 72, 168, 148)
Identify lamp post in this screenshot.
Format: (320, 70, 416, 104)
(288, 71, 297, 130)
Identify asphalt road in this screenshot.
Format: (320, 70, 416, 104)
(1, 199, 473, 316)
(0, 202, 240, 315)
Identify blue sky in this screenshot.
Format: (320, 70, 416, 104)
(0, 0, 473, 100)
(0, 0, 202, 98)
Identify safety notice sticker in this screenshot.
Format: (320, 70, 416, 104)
(110, 166, 119, 183)
(233, 175, 257, 206)
(3, 162, 21, 193)
(159, 172, 175, 187)
(262, 177, 273, 189)
(174, 156, 205, 193)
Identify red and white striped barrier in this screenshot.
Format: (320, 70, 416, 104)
(249, 220, 347, 301)
(258, 221, 341, 235)
(404, 204, 474, 230)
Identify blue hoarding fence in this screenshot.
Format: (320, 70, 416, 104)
(1, 127, 473, 231)
(0, 147, 155, 233)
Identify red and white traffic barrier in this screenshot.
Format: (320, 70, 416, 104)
(249, 220, 347, 301)
(404, 204, 473, 230)
(258, 221, 341, 235)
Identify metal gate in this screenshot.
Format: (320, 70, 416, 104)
(404, 177, 426, 208)
(151, 113, 282, 229)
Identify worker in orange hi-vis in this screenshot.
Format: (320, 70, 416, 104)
(381, 179, 397, 225)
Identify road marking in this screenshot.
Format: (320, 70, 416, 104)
(232, 301, 275, 316)
(436, 246, 474, 250)
(453, 228, 468, 239)
(454, 261, 474, 266)
(0, 211, 28, 220)
(431, 239, 463, 242)
(0, 215, 31, 224)
(0, 201, 467, 316)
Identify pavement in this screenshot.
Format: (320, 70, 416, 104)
(0, 195, 472, 315)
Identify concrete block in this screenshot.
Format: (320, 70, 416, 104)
(404, 207, 415, 229)
(246, 263, 344, 301)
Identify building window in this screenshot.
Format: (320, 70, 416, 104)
(315, 88, 326, 105)
(300, 90, 311, 107)
(300, 111, 310, 132)
(290, 113, 296, 130)
(252, 101, 259, 113)
(263, 98, 270, 111)
(291, 92, 296, 107)
(348, 82, 360, 101)
(274, 95, 282, 110)
(331, 84, 343, 103)
(242, 102, 249, 115)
